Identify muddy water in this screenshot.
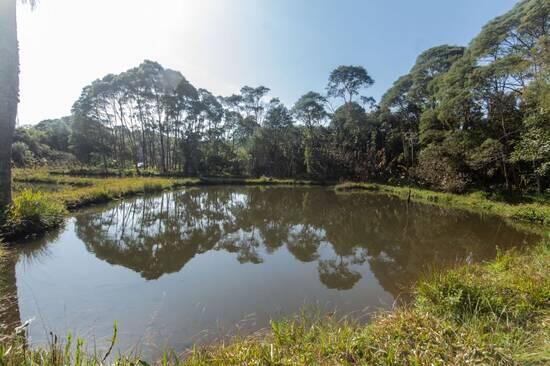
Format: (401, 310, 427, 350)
(4, 186, 539, 359)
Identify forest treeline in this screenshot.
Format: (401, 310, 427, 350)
(13, 0, 549, 193)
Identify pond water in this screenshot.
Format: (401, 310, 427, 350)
(1, 186, 539, 359)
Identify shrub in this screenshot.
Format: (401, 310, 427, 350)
(512, 207, 548, 224)
(2, 190, 67, 239)
(415, 144, 469, 193)
(11, 142, 35, 168)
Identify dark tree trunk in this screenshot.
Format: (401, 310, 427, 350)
(0, 0, 18, 211)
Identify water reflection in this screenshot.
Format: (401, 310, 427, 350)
(0, 229, 61, 339)
(73, 187, 537, 294)
(0, 251, 20, 339)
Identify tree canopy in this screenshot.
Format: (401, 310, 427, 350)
(12, 0, 550, 194)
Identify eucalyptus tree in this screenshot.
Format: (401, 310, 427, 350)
(240, 85, 270, 124)
(431, 0, 549, 191)
(467, 0, 549, 190)
(512, 68, 550, 192)
(72, 61, 198, 172)
(292, 92, 330, 178)
(12, 0, 547, 193)
(327, 65, 374, 105)
(251, 98, 299, 177)
(329, 102, 370, 178)
(292, 92, 328, 132)
(380, 45, 466, 173)
(165, 76, 199, 171)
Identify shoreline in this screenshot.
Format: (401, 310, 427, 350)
(0, 171, 548, 364)
(2, 170, 548, 242)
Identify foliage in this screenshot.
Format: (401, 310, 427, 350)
(1, 189, 66, 239)
(416, 243, 550, 325)
(326, 65, 374, 104)
(10, 142, 34, 168)
(12, 120, 77, 168)
(11, 0, 549, 195)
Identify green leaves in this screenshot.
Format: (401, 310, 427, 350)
(327, 65, 374, 104)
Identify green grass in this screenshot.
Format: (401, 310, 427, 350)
(1, 170, 198, 240)
(335, 182, 550, 226)
(0, 190, 67, 240)
(1, 239, 547, 365)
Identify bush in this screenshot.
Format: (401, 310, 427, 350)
(2, 190, 67, 239)
(11, 142, 35, 168)
(415, 145, 469, 193)
(512, 207, 548, 224)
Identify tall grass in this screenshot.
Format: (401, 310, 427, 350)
(1, 190, 66, 240)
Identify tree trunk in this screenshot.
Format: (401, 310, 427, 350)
(533, 159, 541, 194)
(0, 0, 19, 211)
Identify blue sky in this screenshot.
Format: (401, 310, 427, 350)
(17, 0, 518, 124)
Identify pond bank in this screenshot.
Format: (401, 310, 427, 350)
(1, 170, 321, 241)
(335, 182, 550, 227)
(2, 170, 549, 241)
(1, 238, 548, 365)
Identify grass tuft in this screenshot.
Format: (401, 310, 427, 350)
(1, 190, 66, 240)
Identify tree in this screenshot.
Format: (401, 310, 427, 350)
(34, 117, 72, 152)
(0, 0, 36, 210)
(380, 46, 465, 173)
(292, 92, 330, 179)
(432, 0, 549, 191)
(292, 92, 328, 131)
(249, 99, 300, 177)
(9, 0, 547, 194)
(327, 65, 374, 104)
(240, 85, 270, 124)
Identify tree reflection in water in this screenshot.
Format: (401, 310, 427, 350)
(0, 229, 60, 339)
(70, 187, 538, 294)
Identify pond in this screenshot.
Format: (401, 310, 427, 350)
(0, 186, 539, 359)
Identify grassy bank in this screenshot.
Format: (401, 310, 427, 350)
(3, 170, 549, 240)
(3, 170, 548, 239)
(2, 171, 192, 240)
(1, 239, 548, 365)
(335, 182, 550, 226)
(1, 170, 320, 240)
